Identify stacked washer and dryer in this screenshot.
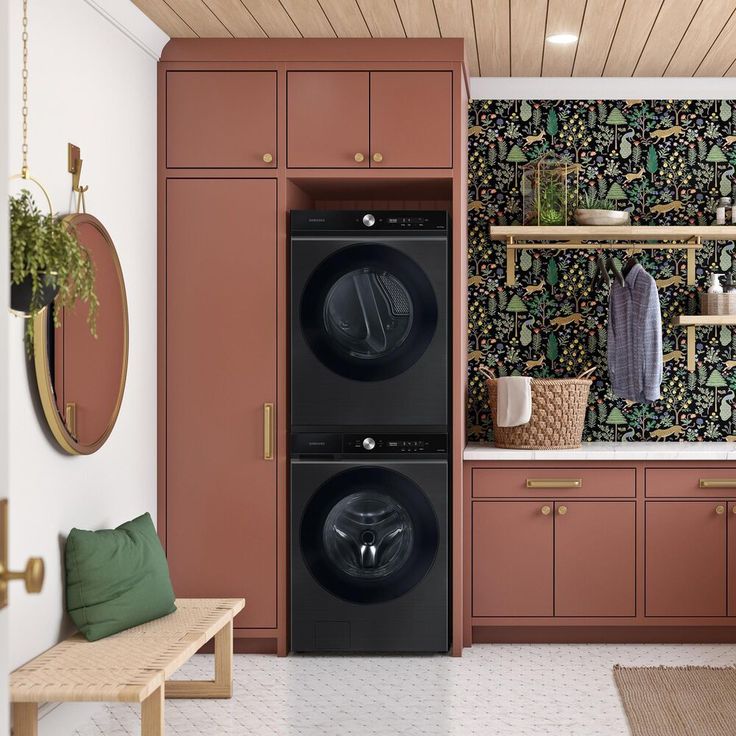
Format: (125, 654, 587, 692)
(289, 210, 450, 653)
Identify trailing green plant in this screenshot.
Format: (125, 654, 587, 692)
(578, 191, 616, 210)
(10, 189, 98, 351)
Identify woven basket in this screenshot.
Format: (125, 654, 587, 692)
(483, 371, 594, 450)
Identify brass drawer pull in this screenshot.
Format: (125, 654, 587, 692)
(540, 505, 551, 516)
(262, 153, 273, 164)
(716, 505, 726, 515)
(558, 505, 568, 516)
(263, 403, 274, 461)
(526, 478, 583, 489)
(699, 479, 736, 488)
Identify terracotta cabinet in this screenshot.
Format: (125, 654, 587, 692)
(555, 501, 636, 617)
(472, 501, 553, 616)
(166, 71, 277, 168)
(730, 502, 736, 616)
(646, 501, 727, 617)
(287, 71, 369, 168)
(166, 178, 278, 629)
(286, 70, 452, 168)
(370, 71, 452, 168)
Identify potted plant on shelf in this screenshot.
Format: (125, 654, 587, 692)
(574, 190, 630, 226)
(10, 189, 98, 350)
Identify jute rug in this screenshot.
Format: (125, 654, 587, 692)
(614, 665, 736, 736)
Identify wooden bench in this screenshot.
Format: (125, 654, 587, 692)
(10, 598, 244, 736)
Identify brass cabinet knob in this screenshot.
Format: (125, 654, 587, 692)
(541, 505, 551, 516)
(716, 504, 726, 515)
(372, 152, 383, 163)
(732, 506, 736, 515)
(558, 505, 568, 516)
(262, 153, 273, 164)
(0, 557, 45, 594)
(354, 152, 365, 163)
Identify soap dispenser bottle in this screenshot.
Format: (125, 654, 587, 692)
(708, 273, 724, 293)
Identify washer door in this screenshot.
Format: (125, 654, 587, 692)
(300, 467, 439, 604)
(300, 243, 438, 381)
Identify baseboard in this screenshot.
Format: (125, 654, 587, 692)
(472, 626, 736, 644)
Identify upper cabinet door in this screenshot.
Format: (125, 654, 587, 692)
(646, 501, 727, 617)
(555, 501, 636, 617)
(287, 71, 369, 168)
(166, 71, 277, 168)
(370, 71, 453, 168)
(728, 502, 736, 616)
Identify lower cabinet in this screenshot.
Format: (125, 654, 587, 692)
(473, 500, 635, 617)
(646, 501, 727, 617)
(165, 178, 278, 630)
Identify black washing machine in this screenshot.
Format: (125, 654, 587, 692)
(290, 210, 449, 430)
(290, 431, 448, 653)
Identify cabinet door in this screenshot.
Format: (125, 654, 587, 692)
(166, 178, 277, 629)
(730, 502, 736, 616)
(473, 501, 553, 617)
(646, 501, 726, 617)
(370, 71, 452, 168)
(167, 71, 277, 168)
(287, 71, 369, 168)
(555, 501, 636, 617)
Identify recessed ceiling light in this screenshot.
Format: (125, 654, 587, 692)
(546, 33, 578, 45)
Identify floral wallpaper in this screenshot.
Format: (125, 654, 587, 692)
(468, 99, 736, 443)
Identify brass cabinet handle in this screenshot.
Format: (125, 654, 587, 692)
(558, 505, 568, 516)
(354, 152, 365, 162)
(732, 506, 736, 515)
(540, 505, 551, 516)
(0, 557, 45, 595)
(262, 153, 273, 164)
(526, 478, 583, 489)
(699, 479, 736, 488)
(263, 403, 274, 461)
(372, 152, 383, 163)
(716, 505, 726, 515)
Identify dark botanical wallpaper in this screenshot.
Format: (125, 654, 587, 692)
(467, 99, 736, 443)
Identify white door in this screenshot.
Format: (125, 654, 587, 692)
(1, 0, 10, 732)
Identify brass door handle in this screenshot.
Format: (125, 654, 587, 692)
(699, 479, 736, 488)
(0, 557, 45, 594)
(716, 505, 726, 515)
(262, 153, 273, 164)
(540, 505, 551, 516)
(526, 479, 582, 489)
(372, 152, 383, 163)
(263, 403, 274, 461)
(558, 505, 568, 516)
(354, 152, 365, 162)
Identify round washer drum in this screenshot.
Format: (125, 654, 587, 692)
(300, 466, 440, 604)
(300, 243, 438, 381)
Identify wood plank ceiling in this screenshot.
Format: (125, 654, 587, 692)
(133, 0, 736, 77)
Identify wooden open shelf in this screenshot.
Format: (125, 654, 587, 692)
(672, 315, 736, 371)
(490, 225, 736, 287)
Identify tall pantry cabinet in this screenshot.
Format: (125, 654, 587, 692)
(159, 40, 469, 655)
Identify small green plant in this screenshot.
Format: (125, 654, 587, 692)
(10, 190, 98, 351)
(537, 179, 565, 225)
(578, 191, 616, 210)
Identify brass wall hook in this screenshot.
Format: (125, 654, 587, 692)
(68, 142, 88, 212)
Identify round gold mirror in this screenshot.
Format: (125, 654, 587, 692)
(33, 213, 128, 455)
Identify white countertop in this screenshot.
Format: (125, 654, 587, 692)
(464, 441, 736, 461)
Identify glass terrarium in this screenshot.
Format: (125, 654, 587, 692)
(521, 155, 580, 226)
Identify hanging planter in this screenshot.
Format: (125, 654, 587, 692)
(10, 189, 98, 351)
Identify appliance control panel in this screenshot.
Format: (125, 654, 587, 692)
(291, 432, 448, 457)
(290, 210, 448, 233)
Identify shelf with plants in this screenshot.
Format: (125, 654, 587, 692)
(490, 225, 736, 287)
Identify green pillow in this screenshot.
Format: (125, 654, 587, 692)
(65, 512, 176, 641)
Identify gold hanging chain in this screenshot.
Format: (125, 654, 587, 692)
(21, 0, 29, 178)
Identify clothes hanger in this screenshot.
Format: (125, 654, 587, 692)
(589, 250, 610, 293)
(622, 250, 639, 277)
(607, 255, 625, 287)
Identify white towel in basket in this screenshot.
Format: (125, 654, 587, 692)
(496, 376, 532, 427)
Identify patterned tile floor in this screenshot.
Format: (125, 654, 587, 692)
(72, 644, 736, 736)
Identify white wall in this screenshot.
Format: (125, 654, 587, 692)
(471, 76, 736, 99)
(6, 0, 166, 731)
(1, 1, 9, 734)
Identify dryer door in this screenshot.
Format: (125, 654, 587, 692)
(300, 243, 438, 381)
(300, 466, 439, 603)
